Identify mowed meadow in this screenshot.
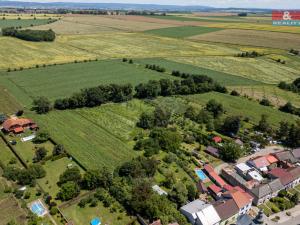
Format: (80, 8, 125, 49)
(1, 13, 300, 171)
(27, 100, 150, 170)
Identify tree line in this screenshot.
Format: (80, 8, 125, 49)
(236, 51, 263, 58)
(2, 27, 56, 42)
(33, 75, 227, 113)
(145, 64, 166, 73)
(278, 78, 300, 94)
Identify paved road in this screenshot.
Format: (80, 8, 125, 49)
(214, 145, 284, 174)
(237, 145, 284, 164)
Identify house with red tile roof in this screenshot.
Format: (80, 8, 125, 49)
(2, 118, 38, 134)
(247, 156, 270, 172)
(149, 220, 179, 225)
(204, 164, 227, 187)
(223, 184, 234, 191)
(287, 167, 300, 187)
(208, 184, 222, 199)
(212, 136, 222, 143)
(222, 188, 253, 215)
(266, 154, 278, 169)
(268, 168, 294, 189)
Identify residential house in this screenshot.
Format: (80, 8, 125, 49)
(265, 154, 278, 169)
(205, 146, 220, 158)
(2, 118, 38, 134)
(180, 199, 221, 225)
(287, 167, 300, 186)
(204, 164, 227, 188)
(268, 168, 295, 189)
(149, 220, 179, 225)
(246, 170, 264, 182)
(247, 156, 270, 172)
(291, 148, 300, 161)
(213, 199, 239, 225)
(222, 188, 253, 215)
(235, 163, 251, 176)
(272, 151, 297, 164)
(208, 184, 222, 200)
(212, 136, 222, 143)
(250, 179, 283, 205)
(221, 167, 257, 191)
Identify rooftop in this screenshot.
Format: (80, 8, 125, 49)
(203, 164, 215, 173)
(209, 171, 227, 187)
(248, 170, 264, 182)
(213, 199, 239, 220)
(208, 184, 222, 195)
(272, 151, 297, 163)
(195, 204, 221, 225)
(249, 156, 270, 169)
(291, 148, 300, 159)
(268, 168, 294, 186)
(152, 185, 167, 196)
(225, 189, 253, 209)
(236, 163, 251, 173)
(266, 154, 278, 164)
(180, 199, 207, 214)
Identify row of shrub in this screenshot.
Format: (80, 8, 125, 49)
(145, 64, 166, 73)
(7, 58, 99, 72)
(2, 27, 56, 42)
(236, 51, 263, 58)
(289, 49, 299, 55)
(278, 78, 300, 94)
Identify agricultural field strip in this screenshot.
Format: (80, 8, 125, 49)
(0, 18, 52, 29)
(188, 29, 300, 50)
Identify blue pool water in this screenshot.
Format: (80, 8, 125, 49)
(31, 201, 46, 216)
(195, 169, 207, 181)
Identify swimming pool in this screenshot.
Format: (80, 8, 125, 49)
(195, 169, 208, 181)
(30, 200, 46, 217)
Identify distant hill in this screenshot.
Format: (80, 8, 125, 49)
(0, 1, 214, 11)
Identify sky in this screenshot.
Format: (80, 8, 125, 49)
(6, 0, 300, 9)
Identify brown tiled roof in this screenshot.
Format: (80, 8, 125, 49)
(213, 199, 239, 220)
(3, 118, 34, 131)
(268, 168, 294, 186)
(226, 189, 252, 209)
(266, 155, 278, 164)
(287, 167, 300, 180)
(250, 156, 270, 168)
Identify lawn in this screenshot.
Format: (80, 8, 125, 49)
(27, 100, 149, 170)
(185, 92, 298, 127)
(0, 19, 53, 29)
(145, 26, 222, 38)
(62, 201, 134, 225)
(168, 56, 300, 84)
(5, 134, 54, 164)
(0, 59, 177, 106)
(136, 58, 262, 86)
(0, 138, 23, 168)
(0, 84, 22, 114)
(228, 85, 300, 108)
(38, 157, 84, 197)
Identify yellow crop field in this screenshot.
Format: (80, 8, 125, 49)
(206, 22, 300, 33)
(33, 15, 179, 34)
(228, 85, 300, 108)
(167, 56, 299, 84)
(0, 32, 239, 69)
(189, 29, 300, 49)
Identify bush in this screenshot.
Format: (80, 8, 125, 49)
(50, 207, 58, 215)
(2, 27, 56, 42)
(271, 205, 280, 213)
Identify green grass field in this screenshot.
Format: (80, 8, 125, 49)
(136, 58, 262, 86)
(145, 26, 222, 38)
(0, 19, 53, 29)
(185, 92, 298, 126)
(0, 85, 22, 114)
(0, 60, 177, 107)
(38, 157, 84, 197)
(0, 138, 23, 168)
(27, 100, 149, 170)
(5, 134, 54, 164)
(228, 85, 300, 108)
(168, 56, 300, 84)
(62, 200, 133, 225)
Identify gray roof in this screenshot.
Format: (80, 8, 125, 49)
(236, 214, 252, 225)
(180, 199, 208, 214)
(273, 151, 297, 163)
(291, 148, 300, 159)
(251, 183, 271, 198)
(231, 171, 248, 185)
(268, 178, 284, 192)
